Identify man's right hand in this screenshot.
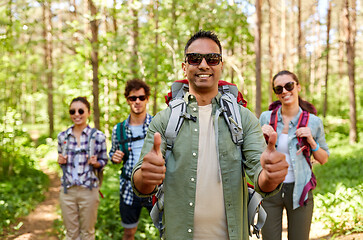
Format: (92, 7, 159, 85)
(112, 150, 124, 164)
(134, 132, 166, 194)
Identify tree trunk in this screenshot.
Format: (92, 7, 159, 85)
(281, 0, 286, 68)
(338, 0, 345, 114)
(297, 0, 302, 83)
(344, 0, 357, 143)
(267, 0, 274, 104)
(254, 0, 262, 117)
(152, 0, 159, 116)
(88, 0, 100, 130)
(43, 0, 54, 137)
(323, 1, 332, 117)
(129, 0, 139, 78)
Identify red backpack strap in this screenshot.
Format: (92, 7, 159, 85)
(296, 110, 311, 167)
(265, 107, 279, 142)
(297, 110, 317, 206)
(269, 107, 279, 131)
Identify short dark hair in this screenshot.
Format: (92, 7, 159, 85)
(124, 79, 150, 98)
(70, 96, 91, 111)
(184, 30, 222, 55)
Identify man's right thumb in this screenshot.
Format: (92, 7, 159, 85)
(153, 132, 162, 154)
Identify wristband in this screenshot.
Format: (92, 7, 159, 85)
(311, 142, 320, 152)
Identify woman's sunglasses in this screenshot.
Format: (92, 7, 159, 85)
(185, 53, 222, 66)
(69, 109, 85, 115)
(127, 95, 147, 101)
(273, 81, 295, 94)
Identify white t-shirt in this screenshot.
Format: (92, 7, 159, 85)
(277, 133, 295, 183)
(193, 104, 229, 240)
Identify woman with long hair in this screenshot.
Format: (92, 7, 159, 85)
(259, 70, 329, 240)
(57, 96, 108, 240)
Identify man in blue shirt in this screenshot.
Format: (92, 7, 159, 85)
(109, 79, 153, 240)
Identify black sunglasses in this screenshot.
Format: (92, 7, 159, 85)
(69, 109, 85, 115)
(185, 53, 222, 66)
(273, 81, 295, 94)
(127, 95, 147, 101)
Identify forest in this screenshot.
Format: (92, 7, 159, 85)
(0, 0, 362, 239)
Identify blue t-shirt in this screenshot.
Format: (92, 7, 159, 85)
(129, 124, 144, 166)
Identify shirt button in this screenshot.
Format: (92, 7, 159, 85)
(193, 107, 197, 111)
(188, 229, 192, 233)
(189, 202, 193, 206)
(193, 152, 196, 156)
(191, 178, 195, 182)
(194, 128, 198, 132)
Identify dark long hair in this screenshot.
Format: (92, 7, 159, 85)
(270, 70, 317, 115)
(70, 96, 91, 112)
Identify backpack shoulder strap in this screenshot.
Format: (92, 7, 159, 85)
(116, 121, 130, 161)
(269, 107, 279, 131)
(61, 133, 71, 194)
(297, 111, 312, 165)
(219, 85, 244, 146)
(116, 122, 122, 145)
(88, 128, 98, 157)
(164, 97, 196, 161)
(62, 133, 70, 156)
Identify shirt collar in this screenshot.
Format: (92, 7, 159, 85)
(124, 113, 152, 127)
(277, 107, 303, 127)
(184, 92, 222, 105)
(66, 125, 91, 137)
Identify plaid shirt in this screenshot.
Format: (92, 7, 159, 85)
(109, 114, 152, 205)
(58, 125, 108, 189)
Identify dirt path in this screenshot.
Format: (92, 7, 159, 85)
(5, 160, 61, 240)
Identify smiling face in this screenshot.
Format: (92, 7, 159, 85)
(182, 38, 223, 96)
(127, 88, 149, 115)
(273, 74, 301, 107)
(69, 101, 90, 127)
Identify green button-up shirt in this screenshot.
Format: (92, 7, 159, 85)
(132, 93, 279, 240)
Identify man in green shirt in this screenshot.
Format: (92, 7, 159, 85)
(131, 30, 288, 240)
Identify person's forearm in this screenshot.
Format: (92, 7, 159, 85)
(312, 148, 328, 165)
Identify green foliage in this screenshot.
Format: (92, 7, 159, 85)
(0, 109, 53, 234)
(312, 124, 363, 235)
(95, 165, 159, 239)
(0, 168, 49, 233)
(314, 183, 363, 235)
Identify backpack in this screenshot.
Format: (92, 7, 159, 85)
(61, 128, 103, 194)
(151, 79, 266, 238)
(116, 120, 146, 180)
(268, 106, 317, 206)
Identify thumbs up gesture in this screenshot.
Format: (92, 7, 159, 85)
(133, 132, 166, 194)
(258, 132, 289, 192)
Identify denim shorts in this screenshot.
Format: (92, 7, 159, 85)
(119, 193, 152, 229)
